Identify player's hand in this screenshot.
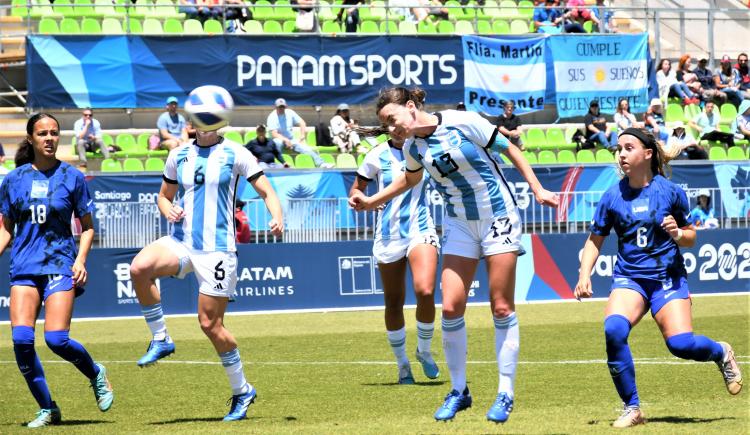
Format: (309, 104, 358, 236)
(535, 188, 559, 208)
(167, 204, 185, 223)
(269, 218, 283, 237)
(348, 191, 374, 211)
(661, 215, 680, 238)
(574, 277, 593, 300)
(72, 260, 88, 286)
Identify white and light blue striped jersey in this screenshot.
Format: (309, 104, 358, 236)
(357, 140, 435, 241)
(163, 137, 262, 252)
(404, 110, 516, 221)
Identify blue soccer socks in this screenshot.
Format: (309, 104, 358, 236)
(604, 315, 639, 407)
(12, 326, 53, 409)
(666, 332, 724, 362)
(44, 330, 98, 379)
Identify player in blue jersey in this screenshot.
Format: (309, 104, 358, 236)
(350, 88, 559, 423)
(574, 128, 743, 428)
(0, 113, 113, 428)
(349, 135, 441, 384)
(129, 122, 283, 421)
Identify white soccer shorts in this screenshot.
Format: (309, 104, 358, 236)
(441, 214, 524, 259)
(373, 232, 440, 264)
(155, 236, 238, 298)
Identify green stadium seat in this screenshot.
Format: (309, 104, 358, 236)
(497, 0, 519, 19)
(444, 0, 464, 21)
(359, 20, 379, 33)
(116, 134, 137, 151)
(399, 21, 417, 34)
(144, 157, 165, 172)
(152, 0, 183, 18)
(252, 0, 273, 21)
(476, 20, 492, 34)
(275, 6, 297, 21)
(142, 17, 162, 33)
(38, 18, 60, 34)
(295, 154, 316, 168)
(244, 130, 257, 143)
(709, 146, 727, 160)
(336, 153, 358, 169)
(316, 145, 338, 153)
(102, 133, 115, 146)
(282, 154, 295, 168)
(665, 104, 685, 123)
(31, 4, 62, 20)
(306, 129, 317, 146)
(203, 19, 223, 34)
(59, 18, 81, 34)
(492, 20, 510, 34)
(93, 0, 125, 19)
(224, 131, 243, 144)
(417, 21, 437, 34)
(379, 20, 397, 34)
(517, 0, 534, 19)
(576, 149, 596, 163)
(136, 133, 151, 150)
(726, 146, 746, 160)
(127, 0, 153, 18)
(74, 0, 97, 17)
(556, 149, 576, 164)
(124, 18, 142, 34)
(524, 127, 547, 150)
(4, 160, 16, 170)
(454, 20, 475, 35)
(320, 153, 336, 166)
(264, 20, 283, 33)
(147, 149, 169, 157)
(583, 20, 593, 33)
(163, 17, 183, 33)
(11, 0, 30, 18)
(123, 158, 145, 172)
(283, 20, 296, 33)
(54, 2, 75, 18)
(720, 104, 738, 125)
(595, 149, 615, 163)
(437, 20, 455, 34)
(101, 159, 123, 172)
(321, 20, 341, 33)
(510, 19, 529, 34)
(356, 153, 366, 166)
(183, 18, 204, 34)
(537, 150, 556, 164)
(81, 17, 102, 33)
(102, 17, 124, 34)
(684, 103, 700, 121)
(369, 0, 387, 21)
(545, 128, 568, 149)
(318, 0, 338, 21)
(523, 151, 537, 164)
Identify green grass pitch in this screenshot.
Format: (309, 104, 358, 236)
(1, 294, 748, 434)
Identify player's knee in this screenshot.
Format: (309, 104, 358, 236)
(604, 315, 631, 345)
(44, 330, 70, 353)
(12, 326, 35, 347)
(666, 332, 695, 359)
(198, 316, 221, 337)
(412, 281, 434, 299)
(129, 260, 151, 281)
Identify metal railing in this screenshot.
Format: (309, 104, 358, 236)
(94, 186, 750, 248)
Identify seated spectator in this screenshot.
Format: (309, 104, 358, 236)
(330, 103, 361, 153)
(456, 101, 467, 111)
(293, 0, 318, 32)
(157, 96, 189, 151)
(178, 0, 221, 23)
(690, 189, 719, 229)
(590, 0, 616, 33)
(561, 5, 589, 33)
(676, 54, 704, 96)
(534, 0, 565, 34)
(656, 58, 699, 105)
(666, 122, 706, 160)
(695, 58, 728, 104)
(613, 98, 643, 130)
(390, 0, 446, 24)
(584, 100, 616, 150)
(688, 101, 735, 148)
(736, 53, 750, 92)
(731, 100, 750, 142)
(496, 101, 524, 150)
(267, 98, 334, 168)
(643, 98, 670, 143)
(715, 54, 748, 107)
(234, 199, 252, 243)
(73, 107, 110, 168)
(335, 0, 361, 33)
(245, 124, 288, 169)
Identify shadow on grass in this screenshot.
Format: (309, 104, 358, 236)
(10, 420, 113, 427)
(361, 380, 445, 387)
(647, 416, 736, 424)
(150, 415, 289, 425)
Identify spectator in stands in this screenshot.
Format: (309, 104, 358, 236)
(676, 54, 704, 96)
(335, 0, 361, 33)
(688, 101, 735, 148)
(390, 0, 443, 24)
(330, 103, 361, 153)
(643, 98, 670, 143)
(590, 0, 616, 33)
(561, 2, 589, 33)
(245, 124, 288, 169)
(666, 122, 706, 160)
(694, 58, 728, 105)
(267, 98, 334, 168)
(73, 107, 110, 168)
(157, 96, 188, 151)
(714, 55, 747, 107)
(732, 100, 750, 142)
(736, 53, 750, 92)
(496, 101, 524, 150)
(656, 59, 699, 105)
(178, 0, 221, 23)
(456, 102, 467, 111)
(614, 98, 642, 130)
(235, 200, 252, 243)
(584, 100, 617, 151)
(534, 0, 564, 34)
(293, 0, 318, 32)
(690, 189, 719, 229)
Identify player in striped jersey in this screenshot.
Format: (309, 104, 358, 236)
(350, 135, 441, 385)
(350, 87, 559, 423)
(129, 124, 283, 421)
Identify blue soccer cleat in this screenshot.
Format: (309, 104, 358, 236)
(27, 402, 61, 428)
(486, 392, 513, 423)
(398, 364, 415, 385)
(416, 349, 440, 379)
(223, 386, 257, 421)
(434, 388, 472, 421)
(90, 363, 114, 412)
(137, 338, 175, 367)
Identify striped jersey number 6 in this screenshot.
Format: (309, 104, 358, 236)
(431, 152, 459, 177)
(636, 227, 647, 247)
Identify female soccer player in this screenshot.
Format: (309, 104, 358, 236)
(349, 87, 558, 422)
(349, 135, 440, 385)
(574, 128, 743, 428)
(0, 113, 113, 428)
(129, 124, 283, 421)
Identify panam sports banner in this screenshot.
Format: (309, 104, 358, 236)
(462, 35, 546, 115)
(549, 34, 649, 117)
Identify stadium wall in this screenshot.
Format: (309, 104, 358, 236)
(0, 229, 747, 322)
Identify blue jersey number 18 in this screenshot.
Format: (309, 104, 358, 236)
(29, 204, 46, 224)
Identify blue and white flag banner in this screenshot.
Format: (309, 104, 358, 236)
(462, 35, 546, 115)
(548, 34, 649, 117)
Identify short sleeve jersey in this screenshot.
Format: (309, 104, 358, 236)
(590, 175, 691, 280)
(0, 162, 94, 278)
(357, 140, 435, 241)
(266, 109, 302, 140)
(163, 137, 262, 252)
(403, 110, 516, 221)
(157, 112, 187, 137)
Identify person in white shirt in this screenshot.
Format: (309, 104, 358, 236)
(330, 103, 361, 153)
(665, 122, 706, 160)
(655, 59, 699, 105)
(266, 98, 334, 168)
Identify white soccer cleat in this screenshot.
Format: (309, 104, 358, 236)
(612, 405, 645, 428)
(717, 341, 743, 395)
